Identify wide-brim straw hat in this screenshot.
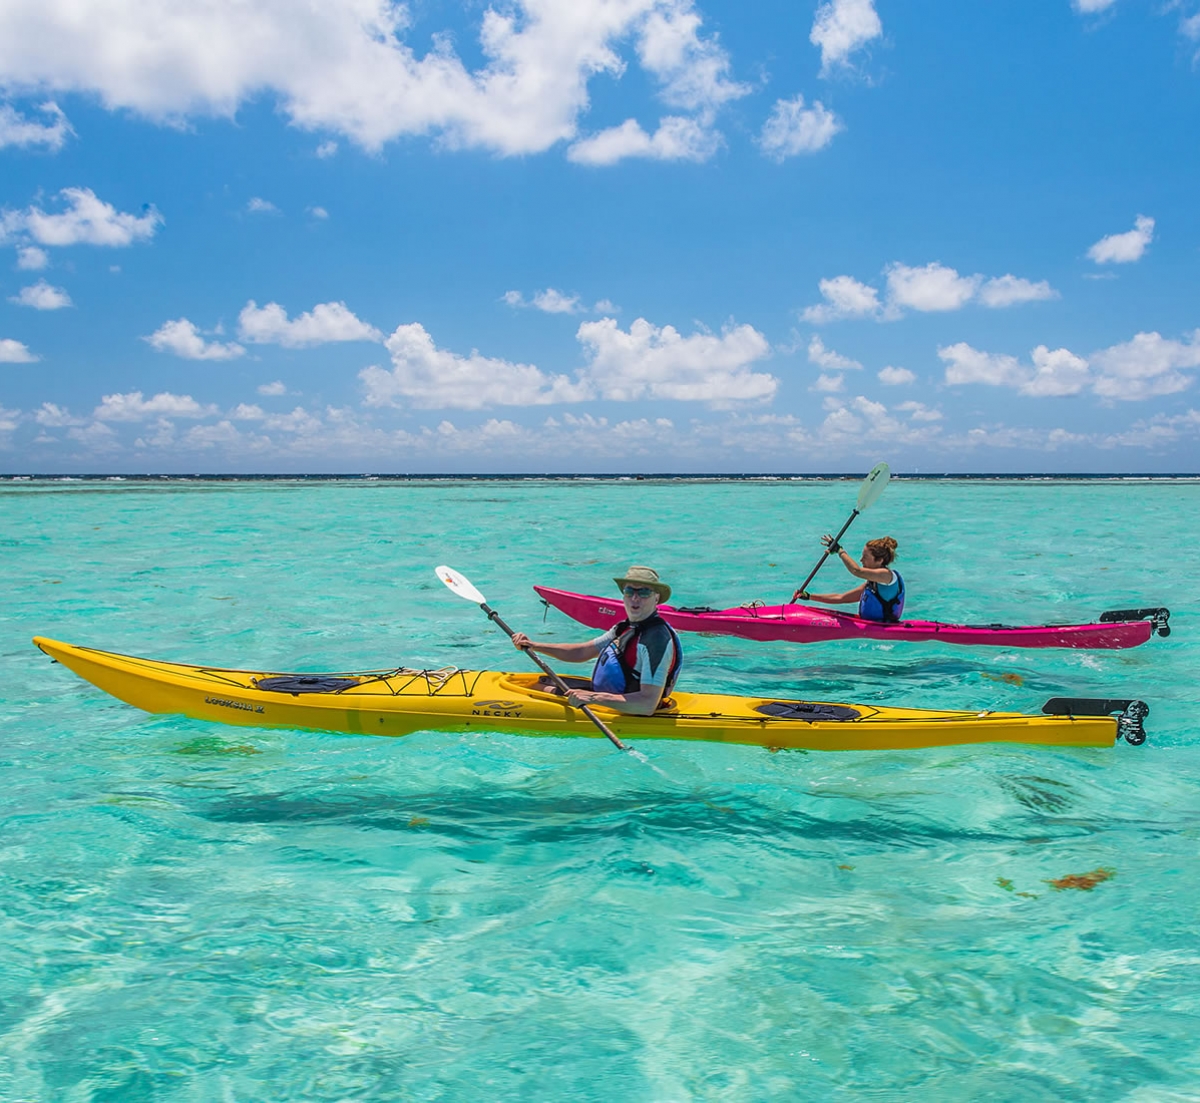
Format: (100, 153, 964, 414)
(614, 565, 671, 602)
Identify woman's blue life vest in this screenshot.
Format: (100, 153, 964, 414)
(591, 614, 683, 702)
(858, 571, 905, 623)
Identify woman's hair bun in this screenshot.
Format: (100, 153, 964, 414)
(866, 536, 898, 565)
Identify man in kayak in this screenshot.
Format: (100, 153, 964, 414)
(792, 536, 905, 622)
(512, 565, 682, 715)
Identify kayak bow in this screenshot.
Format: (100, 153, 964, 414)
(33, 636, 1147, 750)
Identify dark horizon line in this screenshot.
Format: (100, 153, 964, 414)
(4, 471, 1200, 481)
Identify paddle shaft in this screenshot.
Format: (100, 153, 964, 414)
(480, 603, 628, 751)
(794, 507, 860, 598)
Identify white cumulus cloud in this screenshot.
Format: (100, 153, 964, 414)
(939, 343, 1027, 388)
(263, 407, 322, 434)
(94, 390, 220, 421)
(1023, 345, 1091, 397)
(530, 288, 584, 314)
(568, 115, 719, 165)
(247, 197, 280, 215)
(940, 331, 1200, 402)
(257, 380, 287, 396)
(0, 338, 38, 362)
(817, 395, 941, 447)
(577, 317, 775, 405)
(16, 246, 49, 270)
(1, 187, 162, 247)
(1073, 0, 1117, 13)
(145, 318, 245, 360)
(1102, 408, 1200, 449)
(1090, 330, 1200, 400)
(897, 400, 941, 421)
(978, 275, 1058, 308)
(801, 275, 881, 323)
(503, 288, 616, 315)
(758, 95, 842, 160)
(0, 0, 743, 159)
(35, 402, 83, 426)
(181, 421, 241, 448)
(9, 279, 72, 309)
(811, 0, 883, 74)
(0, 101, 73, 150)
(878, 365, 914, 385)
(238, 300, 382, 348)
(67, 422, 119, 449)
(1088, 215, 1154, 264)
(808, 334, 862, 371)
(361, 323, 590, 410)
(805, 263, 1058, 322)
(957, 425, 1088, 452)
(504, 288, 584, 314)
(886, 262, 981, 313)
(635, 2, 748, 113)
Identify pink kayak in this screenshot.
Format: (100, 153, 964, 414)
(533, 586, 1170, 650)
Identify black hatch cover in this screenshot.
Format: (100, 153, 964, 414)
(755, 701, 860, 721)
(253, 676, 361, 694)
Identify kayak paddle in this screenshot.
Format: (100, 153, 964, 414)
(790, 462, 891, 602)
(436, 565, 628, 751)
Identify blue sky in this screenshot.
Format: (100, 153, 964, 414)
(2, 0, 1199, 473)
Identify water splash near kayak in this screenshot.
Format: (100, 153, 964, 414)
(626, 744, 675, 781)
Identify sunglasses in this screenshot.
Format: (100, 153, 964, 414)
(622, 586, 654, 598)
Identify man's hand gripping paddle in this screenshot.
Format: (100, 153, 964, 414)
(790, 462, 891, 603)
(436, 565, 628, 752)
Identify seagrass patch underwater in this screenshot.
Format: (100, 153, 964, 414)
(2, 476, 1198, 1100)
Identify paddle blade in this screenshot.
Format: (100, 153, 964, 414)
(435, 565, 486, 604)
(855, 462, 890, 511)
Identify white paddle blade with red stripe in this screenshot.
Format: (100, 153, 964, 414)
(435, 565, 486, 605)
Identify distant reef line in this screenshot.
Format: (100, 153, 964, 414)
(3, 472, 1199, 483)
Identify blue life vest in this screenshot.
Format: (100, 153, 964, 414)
(859, 571, 905, 623)
(592, 614, 682, 700)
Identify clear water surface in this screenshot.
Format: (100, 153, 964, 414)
(2, 476, 1197, 1101)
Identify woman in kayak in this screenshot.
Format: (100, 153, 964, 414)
(511, 565, 683, 716)
(791, 536, 905, 622)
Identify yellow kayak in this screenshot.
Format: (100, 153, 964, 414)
(34, 637, 1149, 751)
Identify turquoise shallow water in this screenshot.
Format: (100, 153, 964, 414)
(3, 476, 1199, 1101)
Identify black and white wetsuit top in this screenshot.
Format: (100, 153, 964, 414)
(589, 613, 682, 706)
